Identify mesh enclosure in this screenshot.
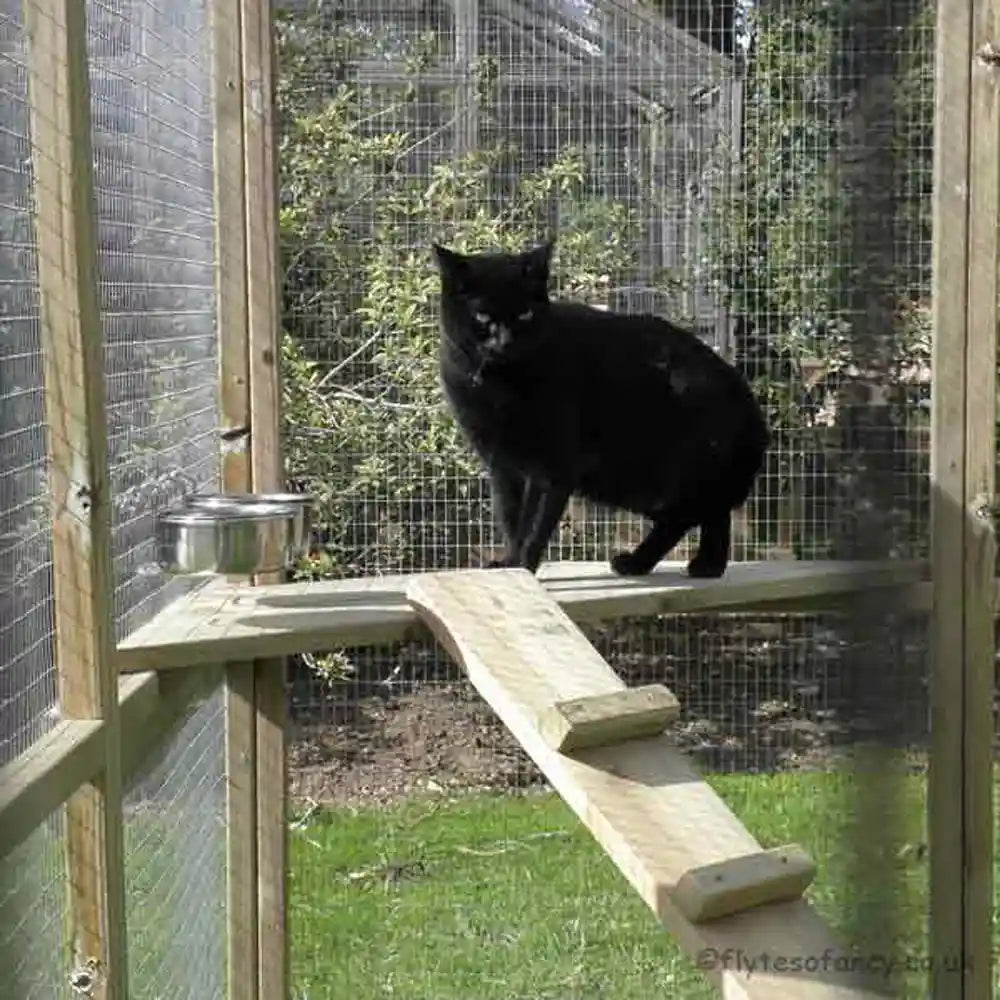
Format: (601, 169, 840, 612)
(0, 0, 56, 770)
(124, 674, 228, 1000)
(0, 3, 63, 993)
(0, 811, 72, 1000)
(278, 0, 938, 995)
(84, 1, 228, 996)
(4, 0, 226, 997)
(87, 0, 220, 639)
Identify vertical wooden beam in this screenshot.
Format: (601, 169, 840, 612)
(930, 0, 997, 995)
(241, 0, 288, 997)
(25, 1, 127, 997)
(961, 5, 999, 996)
(211, 0, 259, 997)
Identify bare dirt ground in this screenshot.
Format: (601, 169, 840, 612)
(286, 615, 930, 810)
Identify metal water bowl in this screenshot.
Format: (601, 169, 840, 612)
(156, 494, 313, 577)
(184, 492, 314, 559)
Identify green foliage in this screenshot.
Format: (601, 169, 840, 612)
(275, 11, 638, 575)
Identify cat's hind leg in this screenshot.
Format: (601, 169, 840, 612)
(686, 508, 732, 578)
(610, 511, 693, 577)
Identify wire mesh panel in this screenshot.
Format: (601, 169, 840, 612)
(0, 0, 56, 770)
(124, 675, 228, 1000)
(0, 812, 73, 1000)
(275, 0, 936, 995)
(86, 0, 220, 640)
(84, 0, 227, 996)
(0, 4, 67, 995)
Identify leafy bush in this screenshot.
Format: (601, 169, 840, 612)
(275, 13, 638, 576)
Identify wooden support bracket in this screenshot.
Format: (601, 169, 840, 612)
(538, 684, 680, 753)
(671, 844, 817, 924)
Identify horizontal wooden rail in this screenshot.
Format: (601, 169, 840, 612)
(0, 720, 105, 860)
(0, 667, 222, 862)
(115, 559, 929, 673)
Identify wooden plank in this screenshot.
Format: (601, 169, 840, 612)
(0, 721, 105, 862)
(406, 569, 887, 999)
(671, 845, 816, 924)
(25, 2, 128, 996)
(225, 663, 258, 1000)
(241, 0, 287, 993)
(253, 656, 286, 1000)
(214, 0, 252, 490)
(212, 0, 259, 993)
(0, 666, 218, 863)
(113, 559, 928, 672)
(929, 0, 975, 995)
(538, 684, 680, 753)
(960, 16, 1000, 997)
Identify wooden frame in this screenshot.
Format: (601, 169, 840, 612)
(240, 0, 288, 995)
(1, 0, 997, 998)
(25, 1, 128, 995)
(930, 0, 999, 995)
(211, 0, 259, 994)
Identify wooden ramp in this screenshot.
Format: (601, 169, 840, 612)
(407, 569, 891, 1000)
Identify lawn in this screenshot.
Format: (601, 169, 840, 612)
(289, 769, 944, 999)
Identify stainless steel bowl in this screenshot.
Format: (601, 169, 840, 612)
(156, 500, 301, 576)
(183, 492, 314, 559)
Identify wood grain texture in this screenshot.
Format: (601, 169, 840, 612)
(671, 845, 816, 924)
(538, 684, 680, 753)
(406, 569, 888, 1000)
(960, 5, 1000, 994)
(225, 663, 258, 1000)
(214, 0, 251, 492)
(26, 1, 127, 994)
(212, 0, 259, 992)
(241, 0, 287, 993)
(0, 720, 105, 862)
(115, 559, 928, 673)
(929, 0, 988, 995)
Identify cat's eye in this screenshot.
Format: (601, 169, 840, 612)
(518, 309, 534, 322)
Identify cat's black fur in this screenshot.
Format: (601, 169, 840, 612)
(431, 239, 769, 578)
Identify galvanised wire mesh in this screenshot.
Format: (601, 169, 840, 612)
(86, 0, 227, 996)
(0, 810, 72, 999)
(87, 0, 220, 640)
(0, 0, 56, 771)
(0, 4, 64, 994)
(278, 0, 935, 994)
(124, 671, 228, 1000)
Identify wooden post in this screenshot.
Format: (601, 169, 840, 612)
(929, 0, 997, 995)
(211, 0, 259, 997)
(240, 0, 288, 996)
(25, 1, 128, 996)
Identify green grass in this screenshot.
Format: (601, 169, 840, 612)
(289, 770, 953, 999)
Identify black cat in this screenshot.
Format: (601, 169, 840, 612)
(431, 239, 769, 578)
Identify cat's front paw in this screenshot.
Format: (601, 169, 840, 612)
(610, 550, 649, 577)
(686, 555, 726, 579)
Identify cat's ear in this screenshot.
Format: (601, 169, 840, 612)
(523, 238, 555, 280)
(432, 242, 466, 274)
